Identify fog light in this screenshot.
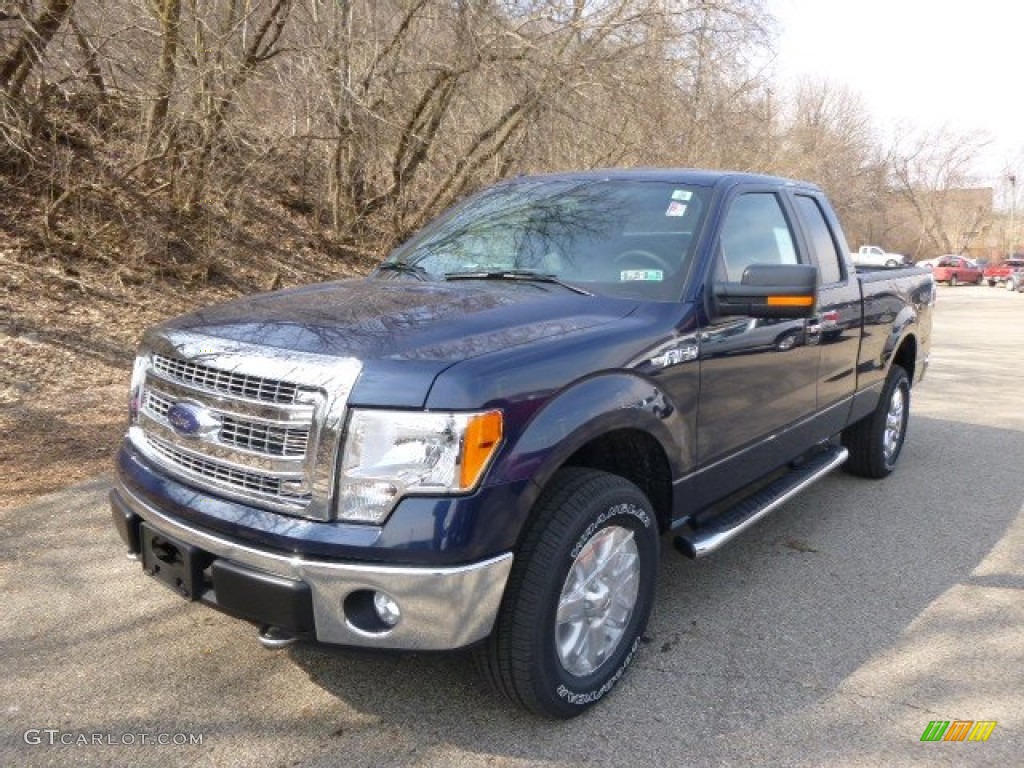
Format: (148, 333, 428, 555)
(373, 591, 401, 627)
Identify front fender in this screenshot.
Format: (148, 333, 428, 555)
(489, 372, 689, 493)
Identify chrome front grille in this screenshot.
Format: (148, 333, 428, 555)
(136, 349, 319, 515)
(145, 389, 171, 418)
(152, 353, 300, 404)
(129, 331, 362, 521)
(220, 415, 310, 457)
(143, 389, 310, 458)
(146, 434, 307, 500)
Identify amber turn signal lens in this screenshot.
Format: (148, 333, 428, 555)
(460, 410, 503, 489)
(766, 295, 814, 307)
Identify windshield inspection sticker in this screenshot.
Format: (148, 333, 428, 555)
(671, 189, 692, 202)
(621, 270, 664, 281)
(665, 201, 688, 217)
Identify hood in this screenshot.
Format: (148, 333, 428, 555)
(161, 277, 638, 363)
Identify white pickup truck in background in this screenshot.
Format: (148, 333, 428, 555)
(850, 245, 907, 268)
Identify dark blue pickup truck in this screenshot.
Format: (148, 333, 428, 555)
(111, 170, 934, 717)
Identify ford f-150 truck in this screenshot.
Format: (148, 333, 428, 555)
(111, 170, 934, 718)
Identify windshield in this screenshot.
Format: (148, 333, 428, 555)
(382, 179, 708, 301)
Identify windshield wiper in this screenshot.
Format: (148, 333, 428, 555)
(443, 270, 592, 296)
(377, 261, 431, 280)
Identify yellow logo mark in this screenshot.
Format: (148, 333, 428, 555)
(967, 721, 997, 742)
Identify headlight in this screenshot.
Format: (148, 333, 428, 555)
(336, 409, 503, 524)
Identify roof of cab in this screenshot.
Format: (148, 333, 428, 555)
(501, 167, 820, 191)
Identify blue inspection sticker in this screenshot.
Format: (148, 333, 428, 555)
(620, 270, 664, 281)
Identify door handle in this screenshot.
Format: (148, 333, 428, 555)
(806, 310, 839, 342)
(809, 310, 840, 331)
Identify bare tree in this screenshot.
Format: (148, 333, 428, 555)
(888, 126, 991, 257)
(771, 78, 886, 247)
(4, 0, 839, 275)
(142, 0, 181, 162)
(0, 0, 76, 96)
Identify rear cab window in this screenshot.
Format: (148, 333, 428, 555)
(793, 194, 844, 285)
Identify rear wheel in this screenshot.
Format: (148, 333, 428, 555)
(475, 468, 659, 718)
(950, 273, 960, 286)
(843, 365, 910, 478)
(1007, 279, 1017, 291)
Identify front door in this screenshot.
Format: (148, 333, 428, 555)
(696, 189, 820, 469)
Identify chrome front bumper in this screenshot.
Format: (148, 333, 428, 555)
(117, 484, 513, 650)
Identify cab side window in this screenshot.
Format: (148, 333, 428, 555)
(718, 193, 800, 282)
(794, 194, 843, 284)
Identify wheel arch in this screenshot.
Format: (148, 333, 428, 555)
(891, 332, 918, 385)
(489, 372, 688, 538)
(560, 428, 674, 534)
(879, 300, 920, 386)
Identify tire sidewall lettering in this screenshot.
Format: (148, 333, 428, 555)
(570, 502, 651, 559)
(551, 496, 654, 710)
(555, 635, 641, 707)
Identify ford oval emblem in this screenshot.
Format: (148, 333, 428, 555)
(166, 402, 218, 437)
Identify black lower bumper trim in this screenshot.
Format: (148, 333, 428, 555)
(110, 489, 141, 554)
(210, 559, 315, 634)
(111, 488, 314, 635)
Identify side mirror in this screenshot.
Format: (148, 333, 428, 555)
(713, 263, 818, 319)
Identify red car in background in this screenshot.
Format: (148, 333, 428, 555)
(983, 258, 1024, 287)
(932, 255, 984, 286)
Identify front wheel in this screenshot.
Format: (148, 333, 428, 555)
(842, 365, 911, 478)
(475, 468, 659, 718)
(1007, 279, 1017, 291)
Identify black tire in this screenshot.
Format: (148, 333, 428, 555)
(475, 468, 659, 718)
(976, 274, 985, 285)
(950, 273, 959, 286)
(842, 365, 910, 478)
(1007, 280, 1016, 291)
(885, 259, 898, 268)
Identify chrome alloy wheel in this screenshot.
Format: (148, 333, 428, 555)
(555, 525, 640, 677)
(883, 386, 906, 463)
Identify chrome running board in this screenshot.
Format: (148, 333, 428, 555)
(674, 445, 849, 559)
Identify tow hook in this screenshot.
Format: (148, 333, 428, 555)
(257, 625, 298, 650)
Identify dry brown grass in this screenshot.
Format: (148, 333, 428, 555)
(0, 213, 374, 511)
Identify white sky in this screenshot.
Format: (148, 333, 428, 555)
(768, 0, 1024, 185)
